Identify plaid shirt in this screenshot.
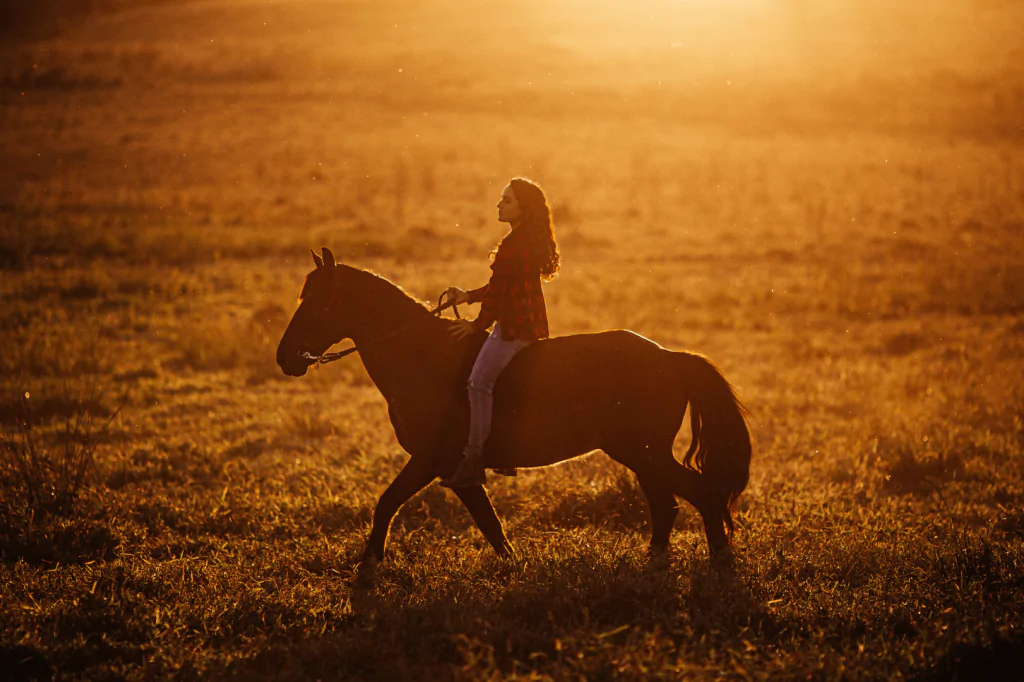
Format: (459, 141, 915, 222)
(467, 228, 549, 341)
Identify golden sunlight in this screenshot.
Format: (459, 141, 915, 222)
(2, 0, 1022, 678)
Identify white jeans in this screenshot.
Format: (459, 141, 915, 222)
(464, 323, 533, 459)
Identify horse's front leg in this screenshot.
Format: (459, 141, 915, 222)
(363, 456, 437, 562)
(453, 484, 515, 558)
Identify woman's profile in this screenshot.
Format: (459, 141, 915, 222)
(441, 177, 561, 488)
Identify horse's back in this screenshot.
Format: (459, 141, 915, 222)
(486, 330, 688, 466)
(500, 329, 673, 395)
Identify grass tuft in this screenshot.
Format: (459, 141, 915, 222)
(0, 386, 120, 517)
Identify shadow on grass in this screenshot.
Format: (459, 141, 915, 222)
(919, 632, 1024, 682)
(0, 510, 120, 565)
(224, 549, 761, 681)
(0, 644, 52, 682)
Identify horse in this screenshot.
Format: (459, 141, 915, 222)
(276, 247, 751, 563)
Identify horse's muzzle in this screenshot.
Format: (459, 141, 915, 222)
(278, 349, 314, 377)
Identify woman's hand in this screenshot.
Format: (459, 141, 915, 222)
(448, 319, 475, 339)
(445, 287, 470, 306)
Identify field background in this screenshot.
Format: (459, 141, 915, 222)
(2, 0, 1023, 679)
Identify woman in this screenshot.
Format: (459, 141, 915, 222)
(441, 177, 561, 488)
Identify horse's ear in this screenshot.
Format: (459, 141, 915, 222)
(321, 247, 337, 269)
(311, 249, 324, 269)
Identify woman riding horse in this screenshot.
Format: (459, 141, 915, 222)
(442, 178, 560, 488)
(276, 187, 751, 561)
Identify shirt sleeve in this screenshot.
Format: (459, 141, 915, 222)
(471, 241, 525, 333)
(466, 284, 489, 304)
(472, 263, 505, 333)
(470, 232, 535, 334)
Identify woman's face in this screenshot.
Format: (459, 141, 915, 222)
(496, 184, 522, 225)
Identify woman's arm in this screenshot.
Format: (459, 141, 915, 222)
(472, 276, 503, 333)
(447, 274, 503, 339)
(466, 284, 488, 304)
(445, 286, 472, 305)
(471, 248, 519, 333)
(445, 282, 491, 305)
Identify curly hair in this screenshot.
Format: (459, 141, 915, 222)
(502, 177, 560, 281)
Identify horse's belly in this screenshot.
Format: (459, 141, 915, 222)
(485, 401, 600, 468)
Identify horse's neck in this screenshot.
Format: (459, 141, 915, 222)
(348, 278, 448, 399)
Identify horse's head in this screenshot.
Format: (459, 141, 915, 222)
(276, 247, 356, 377)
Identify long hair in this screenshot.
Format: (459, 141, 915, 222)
(503, 177, 561, 281)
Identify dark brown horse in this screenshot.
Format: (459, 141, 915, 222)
(277, 248, 751, 562)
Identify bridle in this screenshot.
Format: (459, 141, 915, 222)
(299, 291, 461, 368)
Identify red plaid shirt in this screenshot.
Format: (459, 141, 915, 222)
(467, 228, 549, 340)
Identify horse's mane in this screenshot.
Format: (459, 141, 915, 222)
(298, 270, 321, 301)
(300, 266, 433, 315)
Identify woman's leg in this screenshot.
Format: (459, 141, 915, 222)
(442, 324, 530, 487)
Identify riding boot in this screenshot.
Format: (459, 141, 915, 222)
(440, 452, 486, 488)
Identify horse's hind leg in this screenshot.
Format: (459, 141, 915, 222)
(605, 450, 679, 555)
(615, 447, 729, 556)
(453, 484, 515, 558)
(660, 459, 729, 556)
(633, 471, 679, 556)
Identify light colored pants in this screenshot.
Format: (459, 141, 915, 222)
(464, 323, 533, 459)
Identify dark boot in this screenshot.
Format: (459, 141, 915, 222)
(440, 453, 486, 488)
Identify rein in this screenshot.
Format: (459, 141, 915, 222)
(300, 291, 461, 368)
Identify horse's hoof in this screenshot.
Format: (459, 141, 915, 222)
(644, 542, 670, 565)
(708, 545, 736, 570)
(489, 537, 516, 560)
(356, 553, 379, 577)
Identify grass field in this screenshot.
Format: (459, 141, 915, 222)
(2, 0, 1023, 679)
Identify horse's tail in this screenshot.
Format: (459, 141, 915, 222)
(675, 351, 751, 536)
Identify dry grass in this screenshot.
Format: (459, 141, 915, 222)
(2, 0, 1023, 679)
